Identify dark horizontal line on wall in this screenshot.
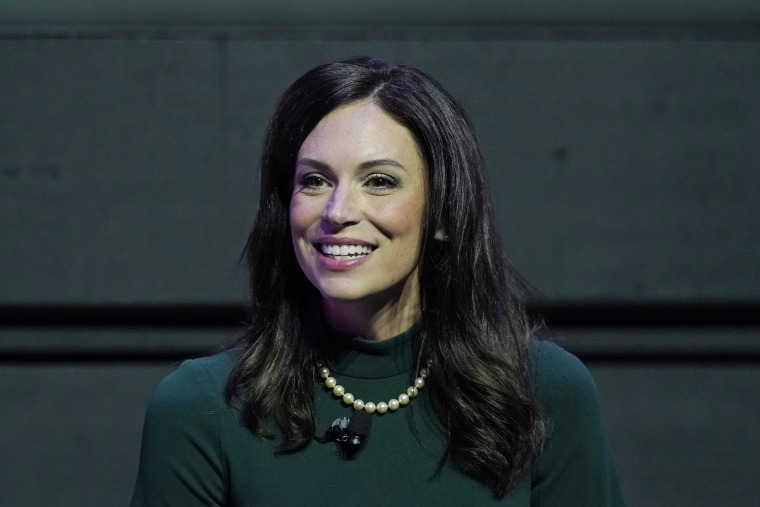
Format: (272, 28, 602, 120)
(2, 347, 759, 366)
(534, 301, 760, 329)
(573, 349, 760, 365)
(1, 301, 759, 330)
(0, 348, 214, 365)
(0, 304, 249, 329)
(1, 25, 760, 41)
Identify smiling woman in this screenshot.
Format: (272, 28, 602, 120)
(290, 101, 426, 339)
(131, 57, 624, 506)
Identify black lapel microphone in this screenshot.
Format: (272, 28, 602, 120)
(343, 410, 372, 457)
(316, 411, 373, 459)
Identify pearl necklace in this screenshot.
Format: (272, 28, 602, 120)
(317, 364, 430, 414)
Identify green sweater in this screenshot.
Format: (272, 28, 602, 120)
(131, 329, 624, 506)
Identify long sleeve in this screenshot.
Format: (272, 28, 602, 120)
(131, 358, 227, 507)
(530, 341, 625, 507)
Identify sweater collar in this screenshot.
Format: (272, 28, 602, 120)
(329, 323, 420, 380)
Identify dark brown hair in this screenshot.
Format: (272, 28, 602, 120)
(227, 57, 545, 498)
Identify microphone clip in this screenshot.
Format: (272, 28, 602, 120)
(315, 413, 372, 459)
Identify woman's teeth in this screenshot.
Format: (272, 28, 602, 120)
(321, 244, 373, 258)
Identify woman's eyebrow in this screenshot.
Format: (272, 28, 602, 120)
(295, 157, 331, 171)
(296, 157, 407, 172)
(358, 158, 407, 172)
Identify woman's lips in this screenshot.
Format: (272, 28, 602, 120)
(315, 242, 374, 271)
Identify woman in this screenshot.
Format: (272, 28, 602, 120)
(131, 57, 624, 506)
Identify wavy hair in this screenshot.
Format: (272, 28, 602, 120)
(227, 57, 545, 497)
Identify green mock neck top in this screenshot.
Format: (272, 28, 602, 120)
(329, 324, 419, 379)
(131, 327, 625, 506)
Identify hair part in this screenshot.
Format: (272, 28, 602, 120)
(227, 56, 545, 497)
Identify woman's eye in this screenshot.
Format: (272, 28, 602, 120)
(366, 174, 399, 190)
(300, 173, 327, 188)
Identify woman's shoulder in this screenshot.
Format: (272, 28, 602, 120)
(132, 349, 243, 505)
(529, 339, 601, 416)
(528, 340, 626, 504)
(146, 348, 242, 415)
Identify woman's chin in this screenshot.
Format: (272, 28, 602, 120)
(317, 286, 370, 304)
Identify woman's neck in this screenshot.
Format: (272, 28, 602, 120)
(321, 277, 420, 341)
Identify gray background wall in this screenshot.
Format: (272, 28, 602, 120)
(1, 2, 759, 506)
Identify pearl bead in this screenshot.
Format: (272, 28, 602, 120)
(419, 368, 429, 379)
(376, 402, 388, 414)
(388, 399, 400, 411)
(398, 393, 409, 405)
(333, 385, 344, 396)
(407, 386, 418, 397)
(364, 402, 376, 413)
(353, 399, 365, 411)
(414, 377, 425, 389)
(342, 393, 354, 404)
(325, 377, 336, 389)
(318, 367, 330, 379)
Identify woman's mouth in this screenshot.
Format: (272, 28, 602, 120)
(319, 243, 375, 261)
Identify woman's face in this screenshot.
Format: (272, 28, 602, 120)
(290, 101, 426, 313)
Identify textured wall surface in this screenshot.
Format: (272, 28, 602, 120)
(3, 37, 758, 302)
(2, 0, 760, 25)
(1, 20, 759, 507)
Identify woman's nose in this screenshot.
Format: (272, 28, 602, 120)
(323, 185, 361, 227)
